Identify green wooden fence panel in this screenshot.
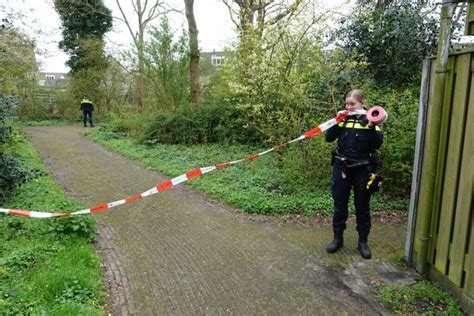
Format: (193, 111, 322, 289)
(411, 50, 474, 311)
(435, 53, 472, 279)
(427, 56, 456, 267)
(447, 55, 473, 288)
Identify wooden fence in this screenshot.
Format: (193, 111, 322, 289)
(406, 48, 473, 313)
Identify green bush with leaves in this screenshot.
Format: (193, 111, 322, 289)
(334, 1, 439, 88)
(239, 83, 420, 199)
(0, 94, 17, 146)
(142, 17, 190, 109)
(0, 25, 37, 96)
(139, 101, 261, 145)
(0, 94, 31, 202)
(362, 85, 420, 197)
(210, 25, 333, 144)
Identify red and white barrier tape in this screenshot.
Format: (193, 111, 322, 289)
(0, 111, 349, 218)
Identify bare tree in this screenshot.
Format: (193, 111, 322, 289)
(222, 0, 304, 34)
(184, 0, 200, 104)
(114, 0, 175, 106)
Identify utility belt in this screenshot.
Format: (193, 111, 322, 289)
(331, 148, 381, 171)
(331, 149, 383, 193)
(331, 149, 370, 169)
(333, 155, 370, 169)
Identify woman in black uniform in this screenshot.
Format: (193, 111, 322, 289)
(325, 89, 383, 259)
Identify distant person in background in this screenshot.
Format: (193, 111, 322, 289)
(80, 95, 94, 127)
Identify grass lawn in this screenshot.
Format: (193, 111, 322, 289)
(85, 129, 409, 216)
(0, 129, 102, 315)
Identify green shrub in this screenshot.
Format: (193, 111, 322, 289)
(363, 85, 419, 197)
(233, 84, 419, 199)
(105, 107, 153, 139)
(334, 2, 438, 88)
(111, 101, 262, 145)
(100, 82, 419, 200)
(0, 93, 18, 147)
(0, 153, 31, 202)
(50, 216, 96, 243)
(268, 140, 334, 194)
(1, 94, 31, 202)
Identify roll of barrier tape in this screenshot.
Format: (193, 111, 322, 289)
(367, 106, 388, 125)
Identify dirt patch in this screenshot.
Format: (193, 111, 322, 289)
(231, 208, 407, 228)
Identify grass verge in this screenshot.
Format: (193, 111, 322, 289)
(378, 280, 463, 314)
(14, 118, 79, 126)
(0, 129, 102, 315)
(85, 129, 409, 216)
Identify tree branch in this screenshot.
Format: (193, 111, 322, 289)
(267, 0, 304, 26)
(115, 0, 137, 43)
(222, 0, 241, 28)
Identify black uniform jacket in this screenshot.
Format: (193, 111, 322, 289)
(80, 99, 94, 111)
(325, 114, 383, 160)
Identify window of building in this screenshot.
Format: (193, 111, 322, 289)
(211, 56, 225, 66)
(46, 75, 55, 80)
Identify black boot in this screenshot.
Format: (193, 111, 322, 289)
(327, 229, 344, 253)
(358, 232, 372, 259)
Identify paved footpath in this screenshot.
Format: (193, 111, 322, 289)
(24, 126, 415, 315)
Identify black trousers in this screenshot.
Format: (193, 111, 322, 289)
(82, 110, 93, 127)
(331, 163, 371, 233)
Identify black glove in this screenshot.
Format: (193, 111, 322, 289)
(367, 173, 383, 193)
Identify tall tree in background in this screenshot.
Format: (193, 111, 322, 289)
(143, 18, 190, 109)
(54, 0, 112, 72)
(335, 1, 439, 87)
(0, 6, 38, 95)
(0, 24, 37, 95)
(221, 0, 307, 91)
(114, 0, 174, 107)
(184, 0, 200, 104)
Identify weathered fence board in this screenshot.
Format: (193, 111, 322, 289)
(408, 49, 474, 312)
(435, 53, 472, 278)
(427, 56, 456, 267)
(447, 53, 472, 287)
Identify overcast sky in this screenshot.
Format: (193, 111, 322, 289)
(2, 0, 349, 72)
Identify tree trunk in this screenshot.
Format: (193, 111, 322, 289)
(137, 0, 145, 107)
(137, 31, 145, 107)
(184, 0, 200, 104)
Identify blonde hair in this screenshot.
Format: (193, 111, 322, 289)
(346, 89, 365, 103)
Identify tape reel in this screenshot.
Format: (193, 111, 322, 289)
(367, 106, 388, 125)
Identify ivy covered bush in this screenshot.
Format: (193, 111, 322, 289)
(0, 93, 30, 202)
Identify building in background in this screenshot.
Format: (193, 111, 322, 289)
(37, 72, 68, 88)
(200, 50, 227, 88)
(201, 50, 226, 67)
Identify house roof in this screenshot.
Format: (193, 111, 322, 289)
(201, 50, 226, 57)
(40, 72, 68, 78)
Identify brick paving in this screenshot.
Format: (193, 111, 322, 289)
(24, 126, 416, 315)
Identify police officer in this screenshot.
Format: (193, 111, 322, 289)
(325, 89, 383, 259)
(80, 95, 94, 127)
